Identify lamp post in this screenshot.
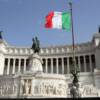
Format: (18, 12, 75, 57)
(68, 1, 81, 98)
(70, 62, 81, 98)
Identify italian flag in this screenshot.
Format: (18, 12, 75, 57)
(45, 11, 71, 31)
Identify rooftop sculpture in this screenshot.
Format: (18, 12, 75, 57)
(31, 36, 40, 53)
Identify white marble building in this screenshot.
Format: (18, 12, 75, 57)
(0, 30, 100, 98)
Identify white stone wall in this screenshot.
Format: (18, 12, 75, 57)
(0, 40, 7, 75)
(0, 73, 99, 98)
(20, 73, 68, 98)
(78, 73, 95, 85)
(93, 69, 100, 89)
(0, 75, 19, 98)
(95, 47, 100, 69)
(0, 53, 4, 75)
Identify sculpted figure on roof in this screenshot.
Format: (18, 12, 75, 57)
(31, 36, 40, 53)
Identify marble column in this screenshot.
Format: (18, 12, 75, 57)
(62, 58, 64, 74)
(84, 55, 87, 72)
(45, 58, 48, 73)
(89, 55, 92, 72)
(56, 58, 58, 74)
(24, 59, 26, 72)
(18, 59, 21, 72)
(12, 58, 15, 74)
(7, 58, 10, 75)
(67, 57, 70, 74)
(78, 56, 81, 72)
(51, 58, 53, 73)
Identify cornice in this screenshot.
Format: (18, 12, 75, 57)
(2, 40, 96, 57)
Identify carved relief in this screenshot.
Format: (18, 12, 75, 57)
(0, 78, 17, 96)
(34, 81, 67, 96)
(21, 79, 32, 95)
(79, 84, 99, 97)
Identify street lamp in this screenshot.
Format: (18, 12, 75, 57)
(70, 60, 81, 98)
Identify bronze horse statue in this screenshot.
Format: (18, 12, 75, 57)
(31, 37, 40, 53)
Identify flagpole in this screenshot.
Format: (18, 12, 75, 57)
(69, 2, 75, 72)
(69, 2, 81, 98)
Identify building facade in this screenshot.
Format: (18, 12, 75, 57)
(0, 30, 100, 98)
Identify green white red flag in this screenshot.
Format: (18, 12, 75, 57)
(45, 11, 71, 31)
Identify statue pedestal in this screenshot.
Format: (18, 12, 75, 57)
(29, 53, 43, 73)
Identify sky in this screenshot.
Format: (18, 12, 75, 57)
(0, 0, 100, 47)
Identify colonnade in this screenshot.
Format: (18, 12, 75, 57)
(3, 58, 29, 75)
(42, 54, 95, 74)
(3, 54, 95, 75)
